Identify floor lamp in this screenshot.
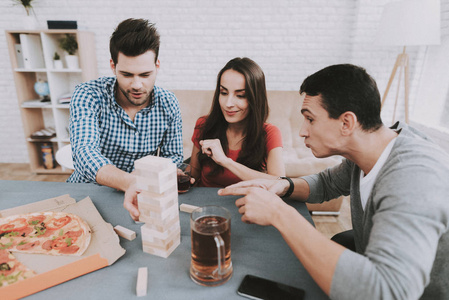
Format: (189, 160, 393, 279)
(376, 0, 440, 124)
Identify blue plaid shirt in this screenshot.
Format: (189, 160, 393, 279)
(67, 76, 183, 183)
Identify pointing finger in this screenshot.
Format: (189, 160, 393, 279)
(218, 187, 251, 196)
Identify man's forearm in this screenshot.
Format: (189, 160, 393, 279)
(96, 164, 136, 191)
(281, 177, 310, 201)
(273, 204, 345, 295)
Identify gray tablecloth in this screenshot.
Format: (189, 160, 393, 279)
(0, 180, 328, 300)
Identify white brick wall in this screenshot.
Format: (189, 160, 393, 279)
(0, 0, 445, 163)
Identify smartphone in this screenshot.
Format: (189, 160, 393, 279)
(237, 274, 305, 300)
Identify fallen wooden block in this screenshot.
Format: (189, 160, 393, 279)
(179, 203, 199, 213)
(136, 267, 148, 297)
(114, 225, 136, 241)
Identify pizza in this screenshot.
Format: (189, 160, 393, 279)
(0, 212, 91, 287)
(0, 249, 36, 287)
(0, 212, 91, 256)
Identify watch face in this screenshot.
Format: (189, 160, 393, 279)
(34, 81, 50, 97)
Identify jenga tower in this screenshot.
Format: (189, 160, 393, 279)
(134, 155, 181, 258)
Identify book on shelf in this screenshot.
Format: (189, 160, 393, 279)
(14, 44, 24, 68)
(22, 99, 51, 108)
(19, 34, 45, 69)
(58, 92, 72, 104)
(30, 127, 56, 140)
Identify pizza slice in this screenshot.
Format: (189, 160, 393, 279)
(0, 249, 36, 287)
(0, 212, 91, 256)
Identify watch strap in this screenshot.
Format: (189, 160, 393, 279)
(279, 176, 294, 198)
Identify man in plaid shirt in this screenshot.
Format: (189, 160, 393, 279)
(68, 19, 183, 206)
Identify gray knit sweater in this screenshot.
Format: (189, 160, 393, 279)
(303, 122, 449, 300)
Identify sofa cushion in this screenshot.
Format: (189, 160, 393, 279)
(173, 90, 341, 178)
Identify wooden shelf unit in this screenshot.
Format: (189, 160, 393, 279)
(6, 29, 98, 174)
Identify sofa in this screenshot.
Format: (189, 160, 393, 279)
(173, 90, 344, 213)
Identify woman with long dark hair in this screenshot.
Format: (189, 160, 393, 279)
(190, 57, 285, 187)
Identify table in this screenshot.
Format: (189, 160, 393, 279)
(0, 180, 329, 300)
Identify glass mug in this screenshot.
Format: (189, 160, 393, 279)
(177, 163, 192, 193)
(190, 206, 233, 286)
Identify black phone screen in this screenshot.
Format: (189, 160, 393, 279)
(237, 274, 305, 300)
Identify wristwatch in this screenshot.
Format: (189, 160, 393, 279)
(278, 176, 294, 198)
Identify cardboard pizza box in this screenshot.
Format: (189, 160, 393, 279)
(0, 194, 126, 299)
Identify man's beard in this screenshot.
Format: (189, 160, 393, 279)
(119, 86, 152, 107)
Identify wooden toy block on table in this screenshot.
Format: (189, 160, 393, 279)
(134, 155, 181, 258)
(114, 225, 136, 241)
(136, 267, 148, 297)
(179, 203, 199, 213)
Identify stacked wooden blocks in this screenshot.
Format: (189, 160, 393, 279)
(134, 155, 181, 258)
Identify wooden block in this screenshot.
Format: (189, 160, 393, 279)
(134, 155, 173, 172)
(114, 225, 137, 241)
(139, 203, 179, 223)
(138, 197, 177, 214)
(136, 175, 177, 194)
(179, 203, 199, 213)
(142, 231, 181, 251)
(142, 214, 179, 232)
(141, 221, 180, 240)
(143, 238, 181, 258)
(137, 190, 178, 210)
(136, 267, 148, 297)
(134, 163, 177, 186)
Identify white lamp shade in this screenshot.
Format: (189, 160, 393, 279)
(376, 0, 441, 46)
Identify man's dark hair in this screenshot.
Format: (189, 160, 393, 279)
(300, 64, 383, 131)
(110, 18, 160, 64)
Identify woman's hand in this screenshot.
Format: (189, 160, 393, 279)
(199, 139, 231, 166)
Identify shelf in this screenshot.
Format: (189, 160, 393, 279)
(27, 137, 58, 143)
(21, 104, 53, 109)
(15, 68, 47, 72)
(21, 99, 52, 108)
(6, 29, 97, 175)
(48, 69, 82, 73)
(34, 165, 73, 175)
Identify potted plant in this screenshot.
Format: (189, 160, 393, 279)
(13, 0, 38, 29)
(59, 34, 79, 69)
(53, 52, 63, 69)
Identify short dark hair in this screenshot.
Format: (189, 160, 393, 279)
(300, 64, 383, 131)
(109, 18, 160, 64)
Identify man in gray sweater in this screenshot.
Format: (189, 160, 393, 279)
(219, 64, 449, 299)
